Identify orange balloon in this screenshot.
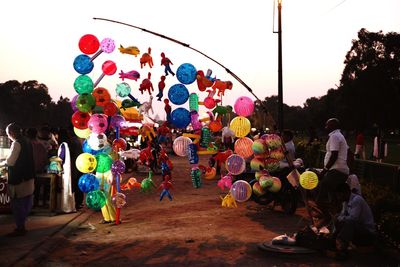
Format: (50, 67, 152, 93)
(234, 137, 254, 158)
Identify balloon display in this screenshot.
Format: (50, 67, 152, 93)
(230, 180, 252, 202)
(176, 63, 197, 84)
(76, 153, 97, 173)
(234, 96, 254, 117)
(86, 189, 107, 210)
(168, 84, 189, 105)
(171, 108, 191, 129)
(78, 173, 100, 193)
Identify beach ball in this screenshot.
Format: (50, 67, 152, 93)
(73, 54, 94, 75)
(225, 154, 246, 175)
(79, 34, 100, 55)
(71, 111, 91, 129)
(95, 152, 113, 173)
(229, 116, 251, 138)
(259, 175, 274, 189)
(234, 137, 254, 159)
(264, 158, 280, 172)
(74, 75, 94, 95)
(189, 93, 199, 111)
(263, 134, 282, 150)
(86, 190, 107, 210)
(88, 114, 108, 134)
(168, 84, 189, 105)
(176, 63, 197, 84)
(252, 139, 266, 154)
(111, 159, 126, 175)
(300, 171, 319, 190)
(171, 108, 191, 129)
(92, 87, 111, 106)
(230, 180, 252, 202)
(234, 96, 254, 117)
(268, 177, 282, 193)
(76, 153, 97, 173)
(78, 173, 99, 193)
(173, 136, 192, 157)
(74, 127, 91, 139)
(87, 133, 108, 150)
(250, 157, 265, 171)
(252, 181, 266, 197)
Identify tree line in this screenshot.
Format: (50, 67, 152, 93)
(1, 29, 399, 134)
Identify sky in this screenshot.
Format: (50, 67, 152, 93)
(1, 0, 399, 119)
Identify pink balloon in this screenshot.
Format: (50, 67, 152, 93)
(234, 96, 254, 117)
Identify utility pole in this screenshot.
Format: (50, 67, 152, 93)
(273, 0, 284, 134)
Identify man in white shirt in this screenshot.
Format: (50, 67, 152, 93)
(316, 118, 349, 227)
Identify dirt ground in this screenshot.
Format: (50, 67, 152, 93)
(42, 155, 398, 266)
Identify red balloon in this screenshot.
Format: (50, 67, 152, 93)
(102, 60, 117, 75)
(71, 111, 91, 129)
(79, 34, 100, 55)
(103, 101, 119, 116)
(112, 138, 127, 152)
(92, 87, 111, 106)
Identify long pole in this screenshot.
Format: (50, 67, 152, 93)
(277, 0, 284, 133)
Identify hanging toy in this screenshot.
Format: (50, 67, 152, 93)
(220, 192, 237, 208)
(138, 95, 154, 115)
(217, 174, 233, 191)
(119, 70, 140, 81)
(191, 167, 202, 188)
(140, 47, 153, 68)
(141, 171, 156, 193)
(156, 75, 166, 101)
(160, 52, 175, 76)
(212, 80, 233, 96)
(196, 69, 215, 92)
(118, 45, 140, 56)
(158, 175, 173, 201)
(139, 72, 154, 95)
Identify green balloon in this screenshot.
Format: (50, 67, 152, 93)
(189, 93, 199, 111)
(74, 75, 94, 95)
(86, 190, 107, 210)
(95, 152, 113, 173)
(76, 93, 96, 113)
(115, 82, 131, 97)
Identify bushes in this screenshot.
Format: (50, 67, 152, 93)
(362, 182, 400, 251)
(295, 139, 324, 168)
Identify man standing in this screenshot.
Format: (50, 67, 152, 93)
(0, 123, 35, 236)
(317, 118, 349, 227)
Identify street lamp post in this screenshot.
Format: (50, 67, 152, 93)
(277, 0, 283, 134)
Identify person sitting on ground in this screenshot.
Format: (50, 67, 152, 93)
(333, 183, 377, 259)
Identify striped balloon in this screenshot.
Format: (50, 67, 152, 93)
(229, 116, 251, 138)
(234, 137, 254, 159)
(225, 154, 246, 175)
(230, 180, 252, 202)
(173, 136, 193, 157)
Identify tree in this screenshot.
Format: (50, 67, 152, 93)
(339, 28, 400, 130)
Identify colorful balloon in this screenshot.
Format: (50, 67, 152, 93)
(111, 159, 126, 175)
(74, 75, 94, 95)
(268, 177, 282, 193)
(173, 136, 192, 157)
(171, 108, 191, 129)
(263, 134, 282, 150)
(78, 173, 100, 193)
(168, 84, 189, 105)
(74, 127, 91, 139)
(229, 116, 251, 138)
(234, 96, 254, 117)
(230, 180, 252, 202)
(71, 111, 91, 129)
(76, 153, 97, 173)
(92, 87, 111, 106)
(264, 158, 280, 172)
(112, 138, 127, 153)
(87, 133, 108, 150)
(103, 101, 119, 116)
(79, 34, 100, 55)
(300, 171, 319, 190)
(250, 157, 265, 171)
(86, 189, 107, 210)
(176, 63, 197, 84)
(76, 93, 96, 113)
(73, 54, 94, 75)
(252, 181, 266, 197)
(252, 139, 266, 154)
(225, 154, 246, 175)
(88, 114, 108, 134)
(95, 152, 113, 173)
(234, 137, 254, 159)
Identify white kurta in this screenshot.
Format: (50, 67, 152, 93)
(57, 142, 76, 213)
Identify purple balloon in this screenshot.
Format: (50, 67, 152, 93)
(110, 115, 126, 129)
(71, 94, 79, 112)
(111, 159, 126, 175)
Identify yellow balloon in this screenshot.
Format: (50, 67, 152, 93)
(229, 116, 251, 138)
(74, 127, 91, 139)
(300, 171, 319, 190)
(76, 153, 97, 173)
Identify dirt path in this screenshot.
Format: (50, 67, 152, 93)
(43, 155, 396, 266)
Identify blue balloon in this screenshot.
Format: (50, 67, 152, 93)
(168, 84, 189, 105)
(176, 63, 197, 84)
(73, 54, 94, 75)
(78, 173, 100, 193)
(171, 108, 191, 129)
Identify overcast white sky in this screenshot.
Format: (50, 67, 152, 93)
(1, 0, 399, 118)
